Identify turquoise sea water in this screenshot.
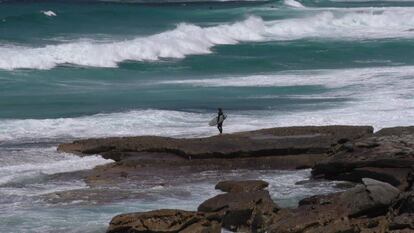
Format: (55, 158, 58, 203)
(1, 0, 414, 232)
(1, 0, 414, 123)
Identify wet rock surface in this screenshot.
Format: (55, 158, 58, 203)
(58, 125, 373, 160)
(104, 177, 413, 233)
(57, 126, 373, 187)
(215, 180, 269, 193)
(83, 153, 328, 188)
(106, 179, 279, 233)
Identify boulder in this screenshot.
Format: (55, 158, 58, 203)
(198, 190, 278, 213)
(363, 178, 400, 206)
(215, 180, 269, 193)
(268, 178, 401, 233)
(106, 209, 220, 233)
(198, 188, 279, 232)
(341, 178, 400, 217)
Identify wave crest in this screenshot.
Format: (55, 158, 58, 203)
(0, 16, 265, 70)
(284, 0, 305, 8)
(1, 8, 414, 70)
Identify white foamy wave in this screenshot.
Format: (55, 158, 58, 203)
(0, 16, 264, 70)
(0, 110, 214, 142)
(0, 109, 289, 143)
(2, 8, 414, 70)
(0, 148, 112, 186)
(157, 65, 414, 129)
(0, 66, 413, 142)
(41, 10, 57, 17)
(284, 0, 305, 8)
(0, 83, 413, 143)
(157, 66, 414, 89)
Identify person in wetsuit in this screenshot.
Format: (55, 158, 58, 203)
(217, 108, 224, 134)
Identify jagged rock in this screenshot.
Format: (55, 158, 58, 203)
(103, 175, 409, 233)
(394, 192, 414, 214)
(334, 167, 412, 188)
(388, 191, 414, 231)
(389, 214, 414, 231)
(106, 209, 220, 233)
(98, 127, 414, 233)
(106, 179, 279, 233)
(312, 127, 414, 190)
(198, 188, 279, 232)
(268, 178, 401, 233)
(215, 180, 269, 193)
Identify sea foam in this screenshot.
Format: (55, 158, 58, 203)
(1, 8, 414, 70)
(284, 0, 305, 8)
(41, 10, 57, 17)
(157, 66, 414, 89)
(0, 66, 413, 143)
(0, 148, 112, 186)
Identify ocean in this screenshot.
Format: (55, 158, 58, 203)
(0, 0, 413, 232)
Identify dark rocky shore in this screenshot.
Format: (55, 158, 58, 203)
(58, 125, 414, 233)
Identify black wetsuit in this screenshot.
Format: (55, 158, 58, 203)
(217, 111, 224, 134)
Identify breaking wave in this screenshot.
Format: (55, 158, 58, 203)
(2, 8, 414, 70)
(0, 147, 112, 186)
(157, 65, 414, 89)
(284, 0, 305, 8)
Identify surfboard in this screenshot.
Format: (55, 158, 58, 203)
(208, 114, 227, 126)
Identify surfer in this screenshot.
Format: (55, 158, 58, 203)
(217, 108, 224, 134)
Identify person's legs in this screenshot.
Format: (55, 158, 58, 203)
(217, 123, 223, 134)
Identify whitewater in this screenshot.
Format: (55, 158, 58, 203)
(2, 7, 414, 70)
(1, 65, 414, 143)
